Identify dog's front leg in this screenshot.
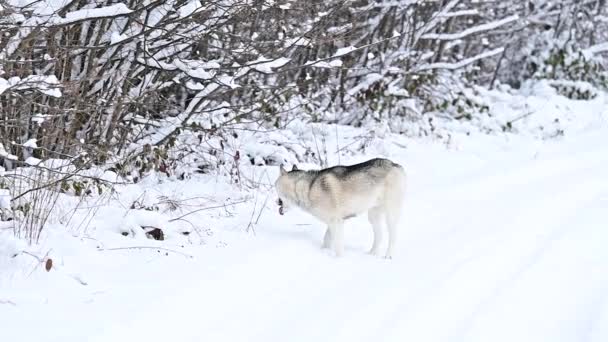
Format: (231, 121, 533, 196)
(322, 227, 332, 249)
(329, 220, 345, 257)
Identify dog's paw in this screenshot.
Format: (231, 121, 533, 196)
(332, 246, 345, 258)
(320, 247, 338, 258)
(368, 248, 382, 257)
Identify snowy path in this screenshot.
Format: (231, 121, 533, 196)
(2, 129, 608, 342)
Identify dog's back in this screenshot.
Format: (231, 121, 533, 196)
(307, 158, 406, 222)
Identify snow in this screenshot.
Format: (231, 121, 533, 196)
(439, 9, 480, 18)
(175, 60, 214, 80)
(24, 156, 42, 166)
(1, 86, 608, 342)
(109, 31, 129, 45)
(582, 42, 608, 58)
(178, 0, 203, 18)
(0, 75, 62, 97)
(6, 0, 69, 16)
(216, 75, 240, 89)
(0, 189, 10, 209)
(23, 139, 38, 149)
(348, 73, 384, 96)
(1, 141, 18, 161)
(249, 57, 291, 73)
(137, 57, 178, 71)
(174, 59, 221, 80)
(0, 77, 11, 95)
(31, 113, 48, 125)
(422, 15, 519, 41)
(41, 158, 75, 172)
(58, 4, 132, 25)
(285, 36, 311, 47)
(0, 143, 7, 157)
(310, 60, 343, 68)
(415, 47, 504, 71)
(334, 46, 357, 57)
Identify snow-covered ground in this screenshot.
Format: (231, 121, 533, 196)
(1, 87, 608, 342)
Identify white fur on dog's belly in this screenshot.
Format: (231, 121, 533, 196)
(339, 191, 382, 217)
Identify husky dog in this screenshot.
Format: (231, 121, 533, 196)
(275, 158, 406, 258)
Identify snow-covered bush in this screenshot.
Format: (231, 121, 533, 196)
(0, 189, 11, 222)
(0, 0, 524, 169)
(547, 80, 599, 100)
(0, 165, 13, 222)
(0, 0, 607, 245)
(427, 83, 491, 122)
(5, 168, 59, 243)
(499, 1, 608, 92)
(508, 36, 607, 93)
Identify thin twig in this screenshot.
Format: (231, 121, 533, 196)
(168, 199, 248, 222)
(12, 250, 52, 276)
(0, 299, 17, 306)
(246, 195, 259, 235)
(254, 193, 270, 226)
(98, 246, 194, 258)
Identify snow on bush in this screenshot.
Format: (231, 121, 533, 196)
(0, 0, 606, 247)
(0, 188, 10, 210)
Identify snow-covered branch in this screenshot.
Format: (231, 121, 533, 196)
(422, 15, 519, 41)
(414, 47, 505, 72)
(583, 42, 608, 56)
(0, 76, 62, 97)
(55, 3, 133, 25)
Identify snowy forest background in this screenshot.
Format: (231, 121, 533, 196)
(1, 0, 607, 243)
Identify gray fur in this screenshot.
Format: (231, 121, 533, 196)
(275, 158, 407, 258)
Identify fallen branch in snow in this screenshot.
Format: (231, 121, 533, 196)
(98, 246, 194, 259)
(508, 111, 535, 124)
(12, 249, 53, 276)
(0, 299, 17, 306)
(168, 199, 249, 223)
(69, 274, 88, 286)
(336, 134, 374, 153)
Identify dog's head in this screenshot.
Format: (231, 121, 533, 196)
(274, 164, 299, 215)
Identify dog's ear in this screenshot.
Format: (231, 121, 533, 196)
(280, 164, 287, 175)
(292, 164, 299, 171)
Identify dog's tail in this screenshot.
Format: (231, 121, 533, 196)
(387, 162, 407, 210)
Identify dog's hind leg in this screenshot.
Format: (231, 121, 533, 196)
(322, 227, 332, 249)
(368, 206, 384, 256)
(384, 168, 406, 259)
(385, 211, 398, 259)
(385, 199, 403, 259)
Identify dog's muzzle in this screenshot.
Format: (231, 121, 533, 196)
(277, 198, 284, 215)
